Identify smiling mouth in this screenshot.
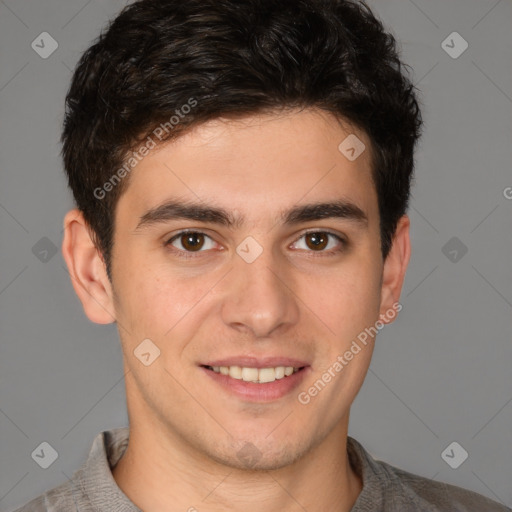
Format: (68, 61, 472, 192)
(202, 365, 306, 384)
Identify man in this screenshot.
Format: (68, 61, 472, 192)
(12, 0, 509, 510)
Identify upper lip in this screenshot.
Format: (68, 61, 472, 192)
(201, 356, 309, 369)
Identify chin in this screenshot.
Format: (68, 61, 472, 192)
(205, 436, 310, 472)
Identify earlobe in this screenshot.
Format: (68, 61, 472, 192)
(61, 208, 116, 324)
(379, 214, 411, 324)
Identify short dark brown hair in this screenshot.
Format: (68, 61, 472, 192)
(61, 0, 422, 280)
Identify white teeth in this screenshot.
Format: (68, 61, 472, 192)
(209, 365, 300, 383)
(258, 368, 276, 383)
(229, 366, 243, 379)
(241, 367, 259, 382)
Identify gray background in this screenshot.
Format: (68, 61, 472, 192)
(0, 0, 511, 510)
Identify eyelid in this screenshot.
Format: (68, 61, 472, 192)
(290, 229, 347, 253)
(164, 228, 347, 257)
(165, 230, 219, 250)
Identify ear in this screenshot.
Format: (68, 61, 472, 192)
(61, 208, 116, 324)
(379, 214, 411, 324)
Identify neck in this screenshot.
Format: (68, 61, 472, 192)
(112, 418, 362, 512)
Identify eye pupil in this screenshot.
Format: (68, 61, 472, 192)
(306, 232, 328, 250)
(182, 233, 204, 251)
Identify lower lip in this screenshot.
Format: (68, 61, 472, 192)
(201, 366, 310, 402)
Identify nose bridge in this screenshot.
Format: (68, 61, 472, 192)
(220, 243, 299, 338)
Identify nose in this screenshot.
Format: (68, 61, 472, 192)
(220, 250, 300, 339)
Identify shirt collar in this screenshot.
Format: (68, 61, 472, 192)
(76, 427, 141, 512)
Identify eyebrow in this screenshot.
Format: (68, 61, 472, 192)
(134, 198, 368, 231)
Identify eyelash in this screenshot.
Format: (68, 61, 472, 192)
(164, 230, 347, 259)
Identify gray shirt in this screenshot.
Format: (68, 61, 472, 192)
(10, 427, 510, 512)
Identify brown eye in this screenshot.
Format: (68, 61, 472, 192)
(179, 233, 204, 251)
(166, 231, 216, 254)
(180, 232, 204, 251)
(304, 232, 329, 251)
(291, 231, 346, 254)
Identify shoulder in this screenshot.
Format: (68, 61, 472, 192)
(348, 437, 510, 512)
(390, 464, 510, 512)
(9, 428, 132, 512)
(8, 478, 83, 512)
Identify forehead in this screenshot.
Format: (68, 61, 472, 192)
(117, 108, 378, 225)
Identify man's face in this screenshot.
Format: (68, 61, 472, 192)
(101, 108, 401, 469)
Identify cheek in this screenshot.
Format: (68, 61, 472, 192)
(134, 276, 212, 335)
(298, 257, 382, 341)
(113, 248, 216, 339)
(303, 263, 381, 409)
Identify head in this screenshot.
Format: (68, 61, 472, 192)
(62, 0, 421, 471)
